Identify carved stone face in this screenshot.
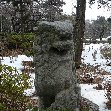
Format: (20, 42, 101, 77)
(34, 21, 75, 108)
(34, 21, 73, 56)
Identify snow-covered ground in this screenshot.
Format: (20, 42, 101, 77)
(1, 43, 111, 111)
(81, 84, 108, 111)
(81, 43, 111, 111)
(82, 43, 111, 72)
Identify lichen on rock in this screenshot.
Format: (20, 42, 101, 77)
(34, 20, 80, 110)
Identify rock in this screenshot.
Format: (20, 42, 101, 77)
(81, 97, 99, 111)
(50, 86, 80, 111)
(34, 21, 80, 110)
(51, 95, 99, 111)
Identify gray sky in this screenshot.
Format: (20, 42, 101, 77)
(63, 0, 111, 20)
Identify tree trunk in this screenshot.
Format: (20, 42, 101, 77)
(20, 0, 24, 33)
(73, 0, 86, 69)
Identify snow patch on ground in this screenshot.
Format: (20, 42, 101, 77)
(80, 84, 108, 111)
(82, 43, 111, 73)
(81, 43, 111, 111)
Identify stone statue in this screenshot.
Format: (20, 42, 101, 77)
(34, 20, 80, 110)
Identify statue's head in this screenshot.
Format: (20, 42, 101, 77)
(34, 21, 74, 58)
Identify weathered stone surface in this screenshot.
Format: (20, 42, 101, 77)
(50, 95, 99, 111)
(39, 20, 73, 33)
(50, 86, 80, 111)
(34, 21, 80, 110)
(81, 97, 99, 111)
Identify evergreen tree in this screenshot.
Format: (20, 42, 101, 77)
(1, 0, 33, 33)
(40, 0, 65, 21)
